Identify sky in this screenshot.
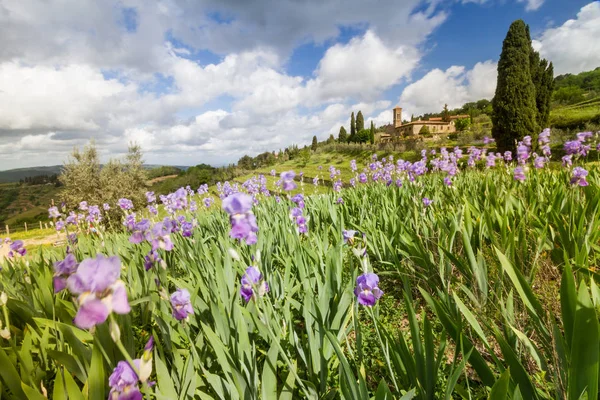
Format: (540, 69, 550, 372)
(0, 0, 598, 169)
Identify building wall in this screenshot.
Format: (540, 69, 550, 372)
(396, 121, 456, 137)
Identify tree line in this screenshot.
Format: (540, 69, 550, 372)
(19, 174, 61, 186)
(337, 110, 375, 144)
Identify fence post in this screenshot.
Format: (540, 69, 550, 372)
(40, 221, 43, 230)
(24, 222, 28, 232)
(5, 225, 8, 236)
(45, 223, 48, 230)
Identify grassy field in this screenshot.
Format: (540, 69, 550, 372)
(550, 102, 600, 130)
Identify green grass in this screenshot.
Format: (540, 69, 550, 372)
(550, 104, 600, 129)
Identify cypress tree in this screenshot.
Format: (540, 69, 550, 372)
(311, 136, 318, 151)
(356, 111, 364, 132)
(369, 121, 375, 144)
(338, 126, 348, 142)
(492, 20, 538, 153)
(442, 104, 450, 122)
(532, 57, 554, 130)
(350, 112, 356, 142)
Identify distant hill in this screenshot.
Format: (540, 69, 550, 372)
(0, 166, 63, 183)
(553, 67, 600, 106)
(0, 164, 189, 183)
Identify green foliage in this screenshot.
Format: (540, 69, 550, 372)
(59, 142, 148, 213)
(311, 136, 318, 151)
(419, 125, 430, 135)
(369, 121, 375, 144)
(492, 20, 538, 152)
(147, 166, 182, 180)
(554, 66, 600, 105)
(442, 104, 450, 122)
(454, 118, 471, 132)
(355, 129, 371, 143)
(299, 148, 311, 165)
(338, 126, 348, 143)
(530, 49, 554, 129)
(356, 111, 365, 132)
(350, 112, 356, 140)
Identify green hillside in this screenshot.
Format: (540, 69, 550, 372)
(0, 182, 60, 230)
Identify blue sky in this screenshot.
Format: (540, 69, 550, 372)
(0, 0, 598, 169)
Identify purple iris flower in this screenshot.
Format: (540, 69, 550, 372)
(313, 176, 319, 186)
(562, 155, 573, 167)
(118, 198, 134, 210)
(359, 173, 367, 183)
(513, 166, 526, 182)
(53, 254, 78, 293)
(79, 201, 88, 211)
(270, 169, 276, 176)
(149, 222, 174, 251)
(533, 156, 545, 169)
(280, 171, 297, 191)
(8, 240, 26, 257)
(350, 160, 357, 171)
(483, 136, 495, 145)
(396, 179, 403, 187)
(222, 193, 259, 245)
(564, 140, 582, 155)
(66, 212, 77, 225)
(181, 221, 193, 237)
(143, 250, 161, 271)
(291, 194, 305, 209)
(541, 144, 551, 157)
(66, 254, 130, 329)
(342, 230, 356, 244)
(129, 219, 151, 244)
(55, 220, 65, 231)
(486, 154, 496, 168)
(203, 197, 213, 208)
(103, 203, 110, 211)
(422, 197, 433, 207)
(108, 361, 142, 400)
(170, 288, 193, 321)
(571, 167, 589, 186)
(516, 144, 529, 164)
(444, 177, 452, 186)
(576, 131, 593, 142)
(240, 266, 269, 303)
(48, 206, 60, 218)
(539, 128, 551, 144)
(147, 205, 158, 215)
(146, 191, 156, 203)
(354, 273, 383, 306)
(523, 136, 532, 147)
(336, 197, 344, 204)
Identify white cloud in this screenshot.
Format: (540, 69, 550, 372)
(398, 60, 497, 117)
(0, 0, 450, 169)
(517, 0, 545, 11)
(307, 31, 420, 101)
(0, 63, 136, 131)
(533, 2, 600, 75)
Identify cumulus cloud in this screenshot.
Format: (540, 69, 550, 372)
(398, 60, 497, 117)
(307, 31, 420, 101)
(533, 2, 600, 75)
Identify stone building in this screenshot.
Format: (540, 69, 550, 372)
(392, 106, 469, 137)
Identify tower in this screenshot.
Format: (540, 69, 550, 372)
(393, 106, 402, 128)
